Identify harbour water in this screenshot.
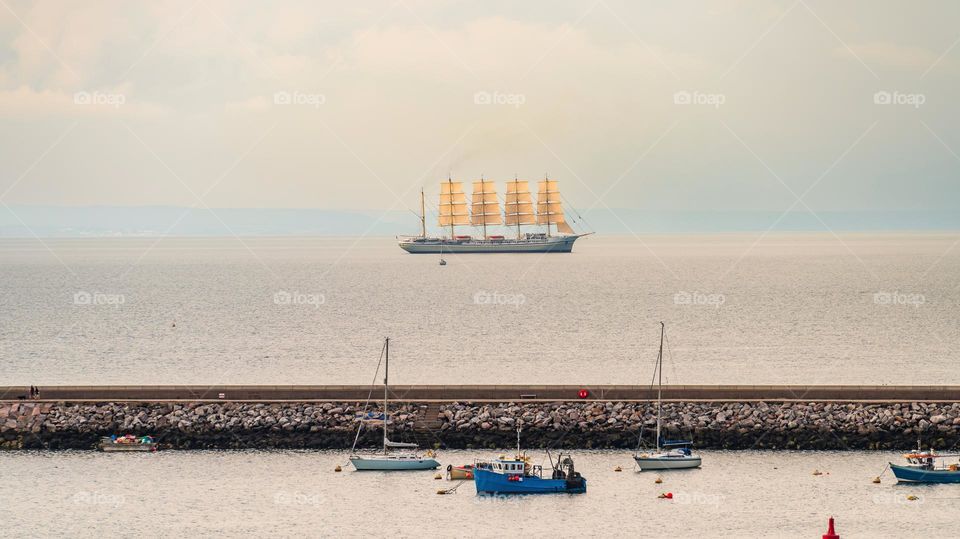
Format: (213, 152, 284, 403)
(1, 234, 957, 385)
(0, 449, 953, 538)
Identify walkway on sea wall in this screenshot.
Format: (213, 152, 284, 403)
(3, 385, 960, 402)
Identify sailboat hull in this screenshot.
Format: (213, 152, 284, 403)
(349, 456, 440, 471)
(633, 455, 702, 471)
(398, 235, 581, 253)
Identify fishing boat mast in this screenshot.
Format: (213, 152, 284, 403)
(516, 423, 522, 456)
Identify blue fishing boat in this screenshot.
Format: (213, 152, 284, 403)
(473, 453, 586, 495)
(889, 446, 960, 484)
(472, 427, 586, 495)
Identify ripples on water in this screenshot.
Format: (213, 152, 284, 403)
(0, 450, 953, 538)
(0, 234, 957, 385)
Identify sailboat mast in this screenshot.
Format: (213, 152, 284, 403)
(420, 189, 426, 238)
(383, 337, 389, 453)
(656, 322, 664, 451)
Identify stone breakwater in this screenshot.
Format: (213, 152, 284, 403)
(2, 400, 959, 450)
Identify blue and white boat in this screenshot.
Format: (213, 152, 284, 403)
(634, 440, 701, 471)
(473, 427, 586, 495)
(633, 323, 702, 471)
(473, 453, 587, 495)
(349, 338, 440, 471)
(889, 445, 960, 484)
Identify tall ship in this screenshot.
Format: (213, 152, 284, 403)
(398, 176, 591, 254)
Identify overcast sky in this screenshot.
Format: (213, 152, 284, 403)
(1, 0, 959, 216)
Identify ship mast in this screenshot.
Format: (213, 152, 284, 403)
(513, 177, 520, 239)
(419, 189, 426, 238)
(536, 175, 565, 238)
(505, 177, 534, 240)
(545, 175, 551, 237)
(439, 177, 468, 240)
(471, 176, 501, 240)
(447, 178, 454, 239)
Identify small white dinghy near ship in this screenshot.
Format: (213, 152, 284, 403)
(633, 322, 702, 471)
(348, 338, 440, 471)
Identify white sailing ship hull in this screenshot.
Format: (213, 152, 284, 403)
(349, 455, 440, 471)
(398, 235, 582, 254)
(633, 454, 702, 470)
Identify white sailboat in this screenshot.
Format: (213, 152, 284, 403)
(633, 322, 702, 471)
(349, 338, 440, 471)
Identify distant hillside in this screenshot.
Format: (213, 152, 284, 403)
(1, 205, 958, 237)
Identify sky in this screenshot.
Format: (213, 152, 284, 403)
(1, 0, 959, 229)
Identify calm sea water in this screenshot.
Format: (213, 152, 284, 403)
(0, 449, 953, 538)
(0, 234, 957, 386)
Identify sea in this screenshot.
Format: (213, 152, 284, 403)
(1, 233, 959, 538)
(0, 233, 957, 386)
(0, 449, 954, 538)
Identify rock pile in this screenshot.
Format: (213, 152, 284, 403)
(1, 400, 958, 450)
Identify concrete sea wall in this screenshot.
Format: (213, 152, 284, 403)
(2, 400, 959, 450)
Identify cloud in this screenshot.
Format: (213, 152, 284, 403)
(838, 42, 939, 70)
(0, 85, 169, 118)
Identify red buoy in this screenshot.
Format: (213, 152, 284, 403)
(822, 517, 839, 539)
(578, 389, 589, 399)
